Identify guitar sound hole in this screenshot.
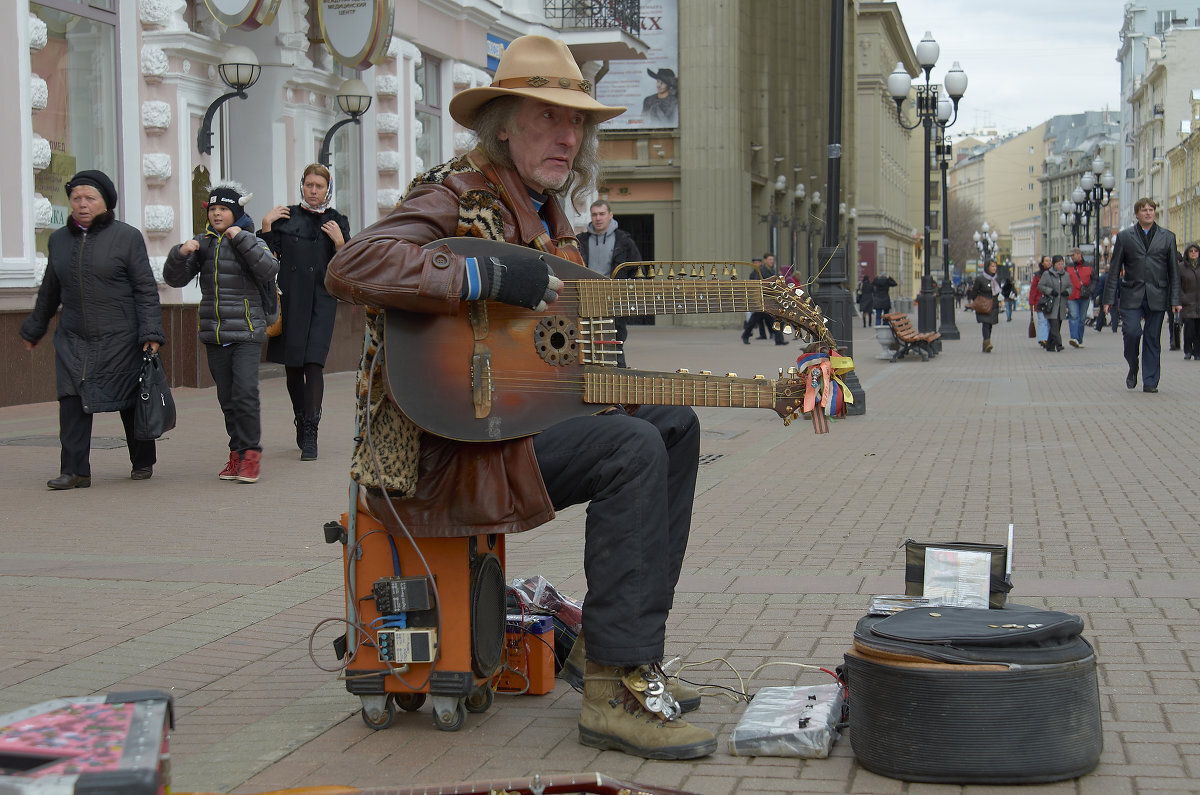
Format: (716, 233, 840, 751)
(534, 315, 579, 366)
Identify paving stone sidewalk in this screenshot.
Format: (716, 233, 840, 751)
(1, 312, 1198, 794)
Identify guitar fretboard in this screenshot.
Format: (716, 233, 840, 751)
(582, 368, 777, 409)
(574, 280, 766, 318)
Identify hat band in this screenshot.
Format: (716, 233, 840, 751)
(494, 75, 593, 94)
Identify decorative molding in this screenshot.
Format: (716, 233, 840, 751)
(33, 195, 53, 230)
(452, 63, 489, 89)
(374, 74, 398, 97)
(141, 45, 169, 82)
(377, 150, 401, 173)
(33, 254, 48, 286)
(376, 112, 400, 134)
(143, 153, 172, 185)
(454, 130, 476, 153)
(148, 256, 167, 284)
(388, 37, 420, 62)
(29, 13, 47, 51)
(139, 0, 188, 32)
(142, 101, 171, 134)
(144, 205, 175, 235)
(32, 135, 51, 172)
(377, 189, 402, 209)
(413, 155, 425, 174)
(30, 74, 47, 112)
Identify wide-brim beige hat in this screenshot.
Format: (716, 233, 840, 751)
(449, 35, 626, 129)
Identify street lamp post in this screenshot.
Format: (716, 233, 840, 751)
(973, 221, 998, 264)
(936, 116, 959, 339)
(1077, 156, 1115, 255)
(1060, 199, 1080, 249)
(888, 34, 967, 339)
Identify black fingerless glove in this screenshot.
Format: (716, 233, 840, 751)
(462, 252, 560, 310)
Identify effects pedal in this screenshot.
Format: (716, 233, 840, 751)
(377, 628, 438, 664)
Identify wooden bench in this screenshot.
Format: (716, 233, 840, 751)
(881, 312, 940, 362)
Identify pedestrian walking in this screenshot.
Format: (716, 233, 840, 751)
(259, 163, 350, 461)
(1040, 257, 1070, 353)
(969, 259, 1002, 352)
(1102, 197, 1182, 393)
(164, 181, 280, 482)
(19, 170, 165, 490)
(1179, 243, 1200, 360)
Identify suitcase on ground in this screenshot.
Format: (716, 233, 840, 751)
(0, 690, 173, 794)
(843, 603, 1102, 784)
(329, 509, 507, 732)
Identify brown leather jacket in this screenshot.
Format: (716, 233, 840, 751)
(326, 149, 587, 537)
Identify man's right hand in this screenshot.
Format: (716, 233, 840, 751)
(179, 239, 200, 256)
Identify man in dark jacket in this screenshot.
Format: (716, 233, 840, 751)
(1103, 197, 1182, 392)
(578, 199, 643, 363)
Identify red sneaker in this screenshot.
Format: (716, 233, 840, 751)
(236, 449, 261, 483)
(218, 451, 241, 480)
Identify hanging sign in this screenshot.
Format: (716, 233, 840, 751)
(319, 0, 395, 69)
(202, 0, 281, 30)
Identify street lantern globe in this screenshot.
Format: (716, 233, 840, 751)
(335, 78, 372, 117)
(794, 183, 806, 201)
(973, 230, 982, 243)
(1061, 199, 1073, 215)
(1080, 172, 1096, 192)
(887, 62, 912, 101)
(1072, 186, 1086, 204)
(944, 61, 968, 100)
(916, 31, 940, 72)
(1060, 212, 1068, 226)
(1091, 155, 1105, 176)
(217, 45, 261, 92)
(936, 94, 953, 123)
(981, 221, 990, 233)
(990, 230, 999, 243)
(1101, 170, 1115, 190)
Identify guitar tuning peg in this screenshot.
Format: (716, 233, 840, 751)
(725, 372, 738, 378)
(676, 368, 689, 373)
(700, 370, 712, 375)
(778, 367, 785, 376)
(753, 374, 766, 380)
(783, 417, 792, 426)
(788, 366, 799, 375)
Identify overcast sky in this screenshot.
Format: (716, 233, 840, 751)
(894, 0, 1126, 135)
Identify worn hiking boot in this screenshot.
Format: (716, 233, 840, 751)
(561, 633, 701, 713)
(578, 662, 715, 760)
(300, 412, 320, 461)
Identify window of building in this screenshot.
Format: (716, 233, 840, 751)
(415, 53, 442, 171)
(1156, 10, 1177, 33)
(30, 1, 119, 256)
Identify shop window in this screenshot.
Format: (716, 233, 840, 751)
(415, 53, 442, 171)
(30, 2, 118, 255)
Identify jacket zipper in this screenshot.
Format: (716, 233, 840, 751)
(212, 234, 222, 344)
(77, 229, 89, 395)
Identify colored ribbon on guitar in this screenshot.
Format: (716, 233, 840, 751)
(796, 351, 854, 434)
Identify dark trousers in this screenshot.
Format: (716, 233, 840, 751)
(742, 313, 769, 340)
(58, 395, 156, 477)
(1120, 302, 1166, 388)
(533, 405, 699, 667)
(981, 322, 993, 341)
(1185, 318, 1200, 357)
(1047, 318, 1064, 350)
(206, 342, 263, 453)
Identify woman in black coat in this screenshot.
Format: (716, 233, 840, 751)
(259, 164, 350, 461)
(969, 259, 1003, 353)
(20, 170, 165, 489)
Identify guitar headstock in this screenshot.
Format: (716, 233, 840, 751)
(761, 278, 837, 349)
(773, 372, 808, 424)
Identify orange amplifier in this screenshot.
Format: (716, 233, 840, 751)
(495, 615, 555, 695)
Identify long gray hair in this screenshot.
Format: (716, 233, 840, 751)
(471, 96, 600, 212)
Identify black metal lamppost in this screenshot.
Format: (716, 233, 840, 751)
(974, 221, 998, 264)
(888, 33, 968, 338)
(935, 118, 959, 339)
(789, 182, 824, 284)
(319, 78, 373, 167)
(1060, 198, 1081, 248)
(1077, 156, 1115, 255)
(197, 45, 261, 156)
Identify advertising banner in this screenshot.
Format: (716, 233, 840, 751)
(597, 0, 678, 130)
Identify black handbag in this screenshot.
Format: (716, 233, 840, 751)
(134, 351, 177, 440)
(1036, 294, 1054, 314)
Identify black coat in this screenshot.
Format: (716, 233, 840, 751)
(259, 206, 349, 366)
(970, 274, 1002, 325)
(872, 275, 897, 310)
(1103, 223, 1181, 311)
(20, 213, 165, 413)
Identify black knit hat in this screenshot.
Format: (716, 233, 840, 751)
(204, 181, 252, 213)
(65, 170, 118, 210)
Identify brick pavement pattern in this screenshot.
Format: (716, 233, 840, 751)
(2, 314, 1198, 794)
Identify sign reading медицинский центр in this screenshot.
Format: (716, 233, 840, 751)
(202, 0, 281, 30)
(318, 0, 395, 70)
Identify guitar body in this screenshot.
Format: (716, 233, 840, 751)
(384, 238, 826, 441)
